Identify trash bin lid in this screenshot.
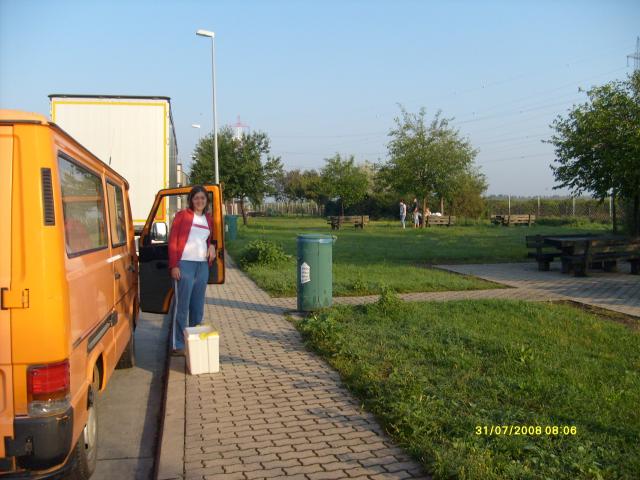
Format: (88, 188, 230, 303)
(297, 234, 335, 244)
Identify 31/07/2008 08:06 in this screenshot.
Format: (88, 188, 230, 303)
(475, 425, 578, 436)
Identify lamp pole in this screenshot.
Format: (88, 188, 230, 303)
(191, 123, 201, 140)
(196, 29, 219, 184)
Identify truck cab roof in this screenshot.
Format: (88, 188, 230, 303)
(0, 110, 49, 124)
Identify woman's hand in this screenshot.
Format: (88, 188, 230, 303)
(208, 245, 217, 263)
(170, 267, 181, 280)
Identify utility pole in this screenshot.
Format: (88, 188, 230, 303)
(627, 36, 640, 71)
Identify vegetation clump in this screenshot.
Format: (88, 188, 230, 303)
(239, 239, 288, 268)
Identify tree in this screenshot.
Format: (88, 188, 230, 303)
(320, 154, 370, 216)
(445, 168, 488, 218)
(379, 106, 480, 224)
(548, 71, 640, 234)
(301, 169, 329, 210)
(190, 127, 284, 225)
(284, 169, 306, 202)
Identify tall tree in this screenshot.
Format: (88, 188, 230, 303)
(301, 169, 329, 214)
(548, 71, 640, 234)
(283, 170, 306, 202)
(190, 127, 284, 225)
(320, 154, 370, 216)
(445, 168, 488, 218)
(380, 106, 479, 224)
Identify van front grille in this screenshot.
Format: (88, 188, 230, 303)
(41, 168, 55, 226)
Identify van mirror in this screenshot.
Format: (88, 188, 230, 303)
(151, 222, 168, 243)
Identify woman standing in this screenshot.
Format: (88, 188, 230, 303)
(411, 197, 419, 229)
(168, 186, 217, 355)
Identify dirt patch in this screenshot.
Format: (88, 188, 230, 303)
(555, 300, 640, 331)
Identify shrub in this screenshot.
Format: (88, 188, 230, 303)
(239, 240, 288, 268)
(372, 286, 403, 314)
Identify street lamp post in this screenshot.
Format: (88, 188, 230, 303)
(196, 29, 219, 184)
(191, 123, 201, 140)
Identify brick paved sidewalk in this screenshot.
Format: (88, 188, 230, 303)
(159, 257, 430, 480)
(157, 259, 638, 479)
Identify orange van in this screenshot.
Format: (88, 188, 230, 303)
(0, 111, 139, 479)
(0, 110, 226, 479)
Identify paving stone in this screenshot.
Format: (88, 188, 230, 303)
(174, 255, 434, 479)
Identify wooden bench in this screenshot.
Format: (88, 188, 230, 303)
(502, 214, 535, 226)
(565, 238, 640, 277)
(490, 214, 504, 225)
(327, 215, 369, 230)
(426, 215, 455, 227)
(525, 235, 561, 271)
(354, 215, 369, 229)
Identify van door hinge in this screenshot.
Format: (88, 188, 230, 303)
(1, 288, 29, 309)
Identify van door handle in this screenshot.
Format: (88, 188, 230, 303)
(115, 272, 121, 280)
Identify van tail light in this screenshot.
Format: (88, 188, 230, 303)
(27, 360, 70, 417)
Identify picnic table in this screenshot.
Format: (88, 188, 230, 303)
(526, 234, 640, 276)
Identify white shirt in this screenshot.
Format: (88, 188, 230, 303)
(400, 203, 407, 215)
(180, 214, 210, 262)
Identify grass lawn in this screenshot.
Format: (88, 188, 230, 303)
(295, 298, 640, 480)
(225, 217, 610, 297)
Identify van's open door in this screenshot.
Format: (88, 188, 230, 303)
(0, 125, 15, 461)
(138, 185, 225, 314)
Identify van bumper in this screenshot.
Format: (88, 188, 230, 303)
(1, 407, 74, 475)
(0, 458, 74, 480)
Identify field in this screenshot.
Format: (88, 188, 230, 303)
(295, 298, 640, 480)
(225, 217, 610, 297)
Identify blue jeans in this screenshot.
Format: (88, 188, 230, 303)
(172, 260, 209, 350)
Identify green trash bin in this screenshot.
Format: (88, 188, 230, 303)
(224, 215, 238, 240)
(297, 234, 335, 311)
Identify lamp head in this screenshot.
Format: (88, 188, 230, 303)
(196, 29, 215, 38)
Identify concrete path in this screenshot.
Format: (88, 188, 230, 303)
(94, 312, 168, 480)
(436, 262, 640, 318)
(158, 260, 429, 480)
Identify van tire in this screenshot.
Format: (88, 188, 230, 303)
(68, 366, 99, 480)
(116, 321, 135, 369)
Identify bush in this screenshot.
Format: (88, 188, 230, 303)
(239, 240, 288, 268)
(371, 286, 402, 314)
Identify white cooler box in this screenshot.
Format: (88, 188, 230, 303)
(184, 325, 220, 375)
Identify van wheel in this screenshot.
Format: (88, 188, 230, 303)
(116, 320, 136, 369)
(68, 366, 99, 479)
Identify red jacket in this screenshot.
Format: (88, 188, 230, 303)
(168, 209, 215, 269)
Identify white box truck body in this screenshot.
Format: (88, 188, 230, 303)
(49, 94, 178, 226)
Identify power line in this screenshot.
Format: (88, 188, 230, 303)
(480, 152, 552, 164)
(269, 66, 626, 141)
(627, 36, 640, 71)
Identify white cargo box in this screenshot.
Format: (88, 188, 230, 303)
(185, 326, 220, 375)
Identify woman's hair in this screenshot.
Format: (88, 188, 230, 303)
(188, 185, 209, 212)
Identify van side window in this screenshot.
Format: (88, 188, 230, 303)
(106, 182, 127, 246)
(58, 155, 108, 256)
